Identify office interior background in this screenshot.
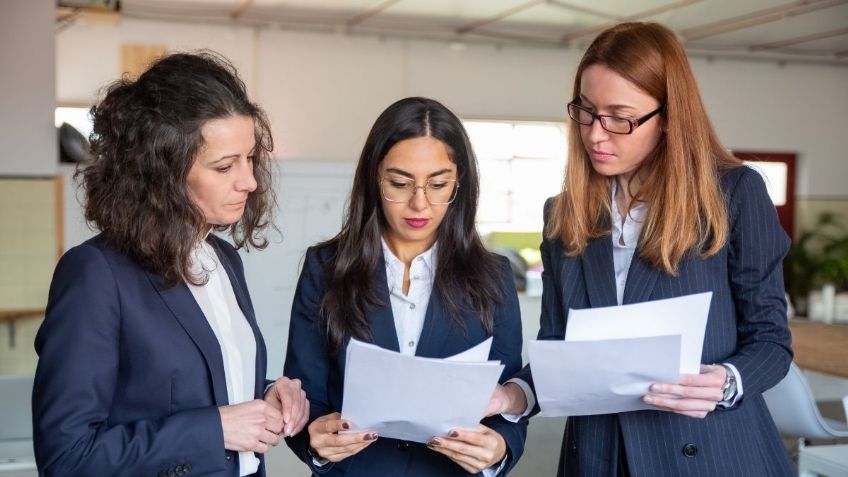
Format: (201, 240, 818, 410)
(1, 0, 847, 475)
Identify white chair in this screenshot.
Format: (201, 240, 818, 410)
(763, 362, 848, 476)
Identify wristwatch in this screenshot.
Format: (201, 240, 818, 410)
(719, 364, 737, 402)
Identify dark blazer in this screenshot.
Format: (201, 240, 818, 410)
(32, 234, 269, 477)
(284, 246, 527, 476)
(514, 166, 794, 477)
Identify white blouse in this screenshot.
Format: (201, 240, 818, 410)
(186, 238, 258, 476)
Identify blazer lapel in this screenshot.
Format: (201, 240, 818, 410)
(147, 271, 230, 406)
(366, 256, 401, 353)
(622, 252, 660, 305)
(581, 235, 618, 308)
(209, 238, 267, 398)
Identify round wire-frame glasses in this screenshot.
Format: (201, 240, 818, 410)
(380, 176, 459, 205)
(567, 101, 665, 135)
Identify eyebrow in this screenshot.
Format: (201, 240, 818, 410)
(207, 154, 240, 165)
(384, 167, 454, 178)
(578, 94, 636, 113)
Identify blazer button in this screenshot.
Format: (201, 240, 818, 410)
(397, 441, 410, 451)
(185, 463, 193, 472)
(682, 443, 698, 458)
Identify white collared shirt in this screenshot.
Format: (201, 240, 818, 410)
(186, 238, 258, 476)
(381, 238, 436, 355)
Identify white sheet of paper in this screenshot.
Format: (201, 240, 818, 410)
(341, 338, 504, 443)
(565, 292, 712, 374)
(529, 334, 681, 416)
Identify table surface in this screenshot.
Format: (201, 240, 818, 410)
(799, 444, 848, 476)
(789, 319, 848, 379)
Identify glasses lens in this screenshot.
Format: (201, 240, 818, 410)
(568, 104, 593, 125)
(382, 177, 414, 202)
(601, 116, 632, 134)
(427, 179, 458, 204)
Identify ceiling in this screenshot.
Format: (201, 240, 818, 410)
(58, 0, 848, 66)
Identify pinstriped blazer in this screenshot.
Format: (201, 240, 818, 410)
(514, 166, 794, 477)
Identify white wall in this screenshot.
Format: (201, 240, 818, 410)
(0, 0, 55, 176)
(55, 17, 848, 197)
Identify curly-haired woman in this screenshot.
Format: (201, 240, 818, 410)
(32, 51, 308, 477)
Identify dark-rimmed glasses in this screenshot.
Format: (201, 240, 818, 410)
(380, 176, 459, 205)
(567, 101, 665, 135)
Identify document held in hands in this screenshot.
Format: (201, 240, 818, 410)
(341, 338, 504, 443)
(528, 292, 713, 417)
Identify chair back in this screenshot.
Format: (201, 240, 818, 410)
(763, 362, 848, 439)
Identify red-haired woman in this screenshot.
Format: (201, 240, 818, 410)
(490, 22, 794, 477)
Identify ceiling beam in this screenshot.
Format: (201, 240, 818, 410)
(346, 0, 403, 27)
(749, 26, 848, 51)
(230, 0, 254, 20)
(679, 0, 848, 41)
(456, 0, 545, 35)
(559, 0, 700, 42)
(547, 1, 619, 21)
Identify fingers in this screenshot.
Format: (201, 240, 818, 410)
(265, 377, 309, 436)
(645, 365, 727, 418)
(307, 413, 378, 462)
(427, 425, 506, 473)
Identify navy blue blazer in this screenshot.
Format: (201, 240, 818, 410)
(284, 246, 527, 477)
(514, 166, 794, 477)
(32, 234, 269, 477)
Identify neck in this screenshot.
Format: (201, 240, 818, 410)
(382, 234, 433, 267)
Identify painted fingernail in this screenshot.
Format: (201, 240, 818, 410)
(449, 430, 459, 438)
(365, 433, 378, 441)
(341, 422, 350, 430)
(428, 438, 442, 447)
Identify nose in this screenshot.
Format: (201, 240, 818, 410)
(237, 161, 257, 193)
(586, 117, 609, 144)
(408, 186, 429, 211)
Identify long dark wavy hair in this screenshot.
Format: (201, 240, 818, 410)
(317, 97, 505, 354)
(80, 51, 276, 287)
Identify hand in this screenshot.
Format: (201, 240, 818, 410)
(264, 377, 309, 436)
(427, 425, 507, 474)
(219, 399, 284, 454)
(484, 382, 527, 417)
(308, 412, 377, 462)
(643, 364, 727, 418)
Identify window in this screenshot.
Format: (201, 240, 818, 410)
(55, 106, 93, 139)
(464, 120, 567, 233)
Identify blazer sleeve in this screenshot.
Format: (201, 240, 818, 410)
(481, 257, 528, 475)
(283, 247, 335, 473)
(32, 244, 226, 477)
(509, 197, 565, 415)
(723, 167, 793, 396)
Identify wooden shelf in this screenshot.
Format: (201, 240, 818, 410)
(789, 319, 848, 378)
(0, 309, 44, 323)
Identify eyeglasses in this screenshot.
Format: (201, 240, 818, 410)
(567, 101, 665, 135)
(380, 176, 459, 205)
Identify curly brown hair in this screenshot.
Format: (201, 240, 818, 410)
(79, 51, 276, 287)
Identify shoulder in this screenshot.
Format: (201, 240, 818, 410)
(59, 234, 131, 274)
(719, 164, 767, 199)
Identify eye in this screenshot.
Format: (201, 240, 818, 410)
(216, 165, 232, 173)
(389, 179, 412, 189)
(429, 181, 449, 190)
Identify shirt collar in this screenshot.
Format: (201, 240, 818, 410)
(380, 238, 437, 291)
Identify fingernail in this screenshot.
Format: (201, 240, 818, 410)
(365, 433, 378, 441)
(449, 430, 458, 438)
(341, 422, 350, 430)
(644, 396, 654, 404)
(427, 438, 442, 447)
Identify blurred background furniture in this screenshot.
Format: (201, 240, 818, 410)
(0, 375, 36, 477)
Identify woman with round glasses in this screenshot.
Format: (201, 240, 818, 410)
(283, 97, 527, 476)
(488, 22, 793, 476)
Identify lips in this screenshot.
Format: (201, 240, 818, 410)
(590, 150, 614, 161)
(404, 218, 430, 229)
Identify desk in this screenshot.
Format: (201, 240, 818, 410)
(789, 320, 848, 379)
(799, 444, 848, 477)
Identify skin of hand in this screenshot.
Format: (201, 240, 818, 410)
(427, 425, 507, 474)
(219, 399, 284, 454)
(484, 382, 528, 417)
(308, 412, 378, 462)
(642, 364, 727, 418)
(264, 376, 309, 436)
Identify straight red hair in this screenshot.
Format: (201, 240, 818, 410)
(547, 22, 741, 274)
